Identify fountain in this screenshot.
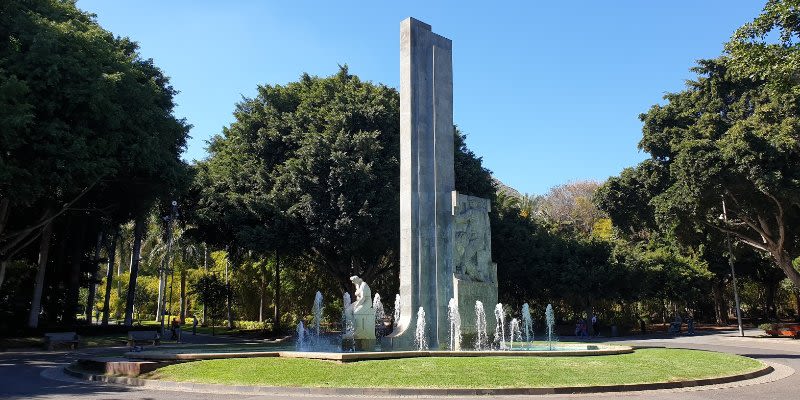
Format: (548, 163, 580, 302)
(447, 298, 461, 350)
(521, 303, 533, 349)
(296, 321, 308, 350)
(311, 291, 323, 345)
(474, 300, 488, 350)
(374, 293, 385, 339)
(393, 294, 401, 328)
(414, 307, 427, 350)
(509, 318, 521, 350)
(545, 303, 556, 351)
(342, 293, 355, 351)
(494, 303, 506, 350)
(295, 282, 607, 356)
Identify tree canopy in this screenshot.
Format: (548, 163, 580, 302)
(597, 1, 800, 289)
(0, 0, 189, 329)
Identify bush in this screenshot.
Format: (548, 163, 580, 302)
(236, 320, 266, 330)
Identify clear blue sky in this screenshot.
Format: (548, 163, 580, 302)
(77, 0, 765, 195)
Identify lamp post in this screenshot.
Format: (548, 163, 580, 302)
(721, 197, 744, 337)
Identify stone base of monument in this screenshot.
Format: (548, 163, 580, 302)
(354, 338, 376, 351)
(351, 309, 376, 351)
(453, 274, 498, 338)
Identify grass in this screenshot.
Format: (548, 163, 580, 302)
(144, 348, 763, 389)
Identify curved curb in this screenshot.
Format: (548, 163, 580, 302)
(64, 362, 774, 396)
(124, 345, 634, 362)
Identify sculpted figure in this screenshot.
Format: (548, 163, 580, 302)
(350, 275, 372, 313)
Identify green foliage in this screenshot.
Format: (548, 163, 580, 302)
(0, 0, 190, 330)
(454, 129, 495, 199)
(726, 0, 800, 93)
(0, 0, 189, 212)
(192, 274, 227, 310)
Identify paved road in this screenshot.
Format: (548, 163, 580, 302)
(0, 329, 797, 399)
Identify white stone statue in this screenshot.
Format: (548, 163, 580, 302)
(348, 275, 376, 348)
(350, 275, 372, 313)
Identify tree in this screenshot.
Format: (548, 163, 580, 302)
(0, 0, 189, 328)
(631, 56, 800, 288)
(124, 215, 145, 326)
(192, 273, 227, 335)
(539, 181, 605, 235)
(268, 68, 401, 293)
(190, 67, 400, 295)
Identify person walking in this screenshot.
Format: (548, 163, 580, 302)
(591, 314, 599, 337)
(192, 315, 198, 335)
(171, 317, 181, 341)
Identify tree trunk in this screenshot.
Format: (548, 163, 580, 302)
(259, 262, 268, 323)
(64, 218, 87, 324)
(711, 280, 726, 326)
(764, 283, 775, 320)
(124, 215, 145, 326)
(102, 231, 117, 326)
(764, 274, 781, 321)
(273, 251, 281, 333)
(226, 256, 233, 330)
(28, 218, 54, 329)
(85, 230, 104, 323)
(795, 291, 800, 322)
(0, 198, 8, 289)
(776, 250, 800, 290)
(202, 243, 207, 325)
(179, 268, 187, 320)
(0, 198, 9, 237)
(0, 260, 7, 290)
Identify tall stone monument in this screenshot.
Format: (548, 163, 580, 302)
(384, 18, 497, 350)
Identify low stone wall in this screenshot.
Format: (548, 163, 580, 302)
(123, 343, 634, 363)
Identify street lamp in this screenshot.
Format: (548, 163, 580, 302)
(721, 196, 744, 337)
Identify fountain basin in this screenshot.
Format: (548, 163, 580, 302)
(125, 343, 633, 363)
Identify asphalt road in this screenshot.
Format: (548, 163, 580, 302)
(0, 329, 797, 399)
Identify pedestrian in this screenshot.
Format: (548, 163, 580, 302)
(192, 315, 198, 335)
(575, 319, 583, 337)
(171, 317, 180, 340)
(581, 319, 589, 338)
(591, 314, 599, 336)
(669, 314, 682, 334)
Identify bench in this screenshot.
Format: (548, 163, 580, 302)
(43, 332, 80, 350)
(127, 331, 160, 347)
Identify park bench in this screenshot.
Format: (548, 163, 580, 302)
(127, 330, 160, 347)
(764, 323, 800, 338)
(43, 332, 80, 350)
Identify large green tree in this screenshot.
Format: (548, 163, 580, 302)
(0, 0, 189, 328)
(636, 56, 800, 288)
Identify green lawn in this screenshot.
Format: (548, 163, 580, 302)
(144, 348, 763, 388)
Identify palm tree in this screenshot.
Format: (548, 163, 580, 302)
(145, 223, 202, 321)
